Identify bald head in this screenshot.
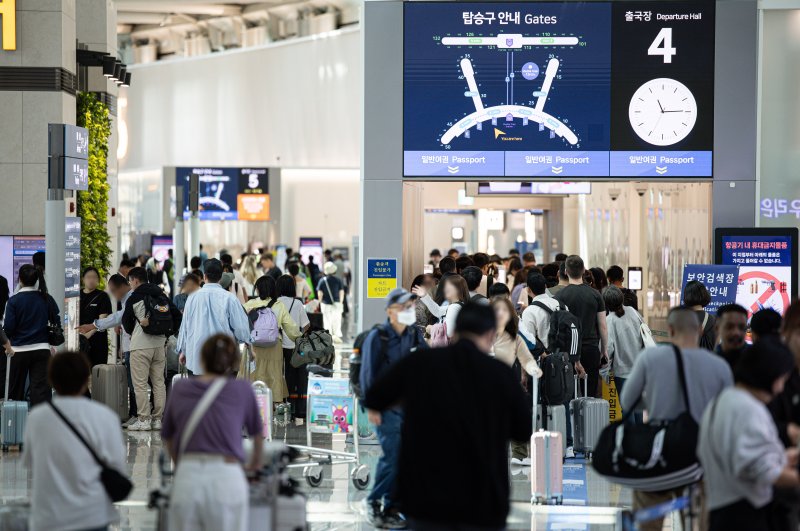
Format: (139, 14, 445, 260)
(668, 306, 702, 348)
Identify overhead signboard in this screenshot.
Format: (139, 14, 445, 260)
(403, 1, 714, 179)
(715, 228, 799, 317)
(177, 167, 270, 221)
(48, 124, 90, 191)
(680, 264, 739, 314)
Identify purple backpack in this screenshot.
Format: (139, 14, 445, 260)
(249, 300, 280, 347)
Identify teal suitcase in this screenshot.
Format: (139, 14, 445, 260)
(2, 354, 28, 451)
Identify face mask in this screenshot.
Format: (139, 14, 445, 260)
(397, 308, 416, 326)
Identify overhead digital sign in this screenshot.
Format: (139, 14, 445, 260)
(177, 167, 270, 221)
(715, 228, 799, 317)
(403, 1, 714, 179)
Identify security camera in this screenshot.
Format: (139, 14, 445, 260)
(609, 188, 621, 201)
(634, 183, 648, 197)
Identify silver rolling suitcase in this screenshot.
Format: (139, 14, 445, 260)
(535, 404, 567, 453)
(2, 354, 28, 451)
(91, 363, 128, 420)
(569, 377, 609, 458)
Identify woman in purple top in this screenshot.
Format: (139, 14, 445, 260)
(161, 335, 263, 531)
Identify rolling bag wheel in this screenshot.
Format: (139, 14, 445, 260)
(350, 464, 370, 490)
(304, 465, 323, 488)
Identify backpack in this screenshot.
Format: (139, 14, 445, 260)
(539, 351, 574, 405)
(350, 325, 422, 400)
(532, 301, 581, 362)
(249, 300, 280, 347)
(141, 293, 174, 336)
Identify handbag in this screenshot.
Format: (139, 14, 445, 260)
(592, 345, 703, 492)
(428, 321, 449, 347)
(638, 313, 656, 349)
(47, 300, 65, 346)
(48, 402, 133, 502)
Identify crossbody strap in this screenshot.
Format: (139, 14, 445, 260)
(670, 344, 691, 413)
(178, 378, 227, 458)
(49, 402, 107, 469)
(322, 278, 336, 304)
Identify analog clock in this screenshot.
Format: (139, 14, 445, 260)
(628, 78, 697, 147)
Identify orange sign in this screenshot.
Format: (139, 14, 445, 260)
(237, 194, 270, 221)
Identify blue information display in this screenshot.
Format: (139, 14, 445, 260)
(177, 167, 270, 221)
(403, 1, 714, 179)
(681, 264, 739, 314)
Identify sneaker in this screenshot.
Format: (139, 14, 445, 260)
(121, 417, 136, 428)
(363, 499, 383, 527)
(294, 418, 305, 427)
(379, 510, 408, 530)
(127, 419, 150, 431)
(151, 419, 162, 431)
(565, 446, 575, 459)
(511, 457, 528, 466)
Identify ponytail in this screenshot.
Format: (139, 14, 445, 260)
(36, 267, 48, 299)
(614, 306, 625, 318)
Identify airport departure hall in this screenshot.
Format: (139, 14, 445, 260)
(2, 0, 800, 530)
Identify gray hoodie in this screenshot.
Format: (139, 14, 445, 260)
(697, 387, 786, 510)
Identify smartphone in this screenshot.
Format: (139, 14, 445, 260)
(497, 266, 507, 285)
(628, 267, 643, 291)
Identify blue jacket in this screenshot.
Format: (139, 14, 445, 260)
(4, 289, 59, 347)
(360, 321, 426, 405)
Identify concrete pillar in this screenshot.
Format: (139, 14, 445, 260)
(360, 0, 405, 330)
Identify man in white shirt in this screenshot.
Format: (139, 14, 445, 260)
(521, 272, 562, 349)
(520, 271, 576, 458)
(24, 351, 127, 531)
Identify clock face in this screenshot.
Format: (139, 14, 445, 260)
(628, 78, 697, 147)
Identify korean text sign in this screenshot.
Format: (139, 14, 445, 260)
(367, 258, 398, 299)
(681, 265, 739, 314)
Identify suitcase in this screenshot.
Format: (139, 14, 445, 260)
(530, 370, 563, 505)
(91, 363, 128, 420)
(535, 404, 567, 452)
(1, 354, 28, 451)
(273, 495, 307, 531)
(570, 377, 610, 458)
(253, 380, 273, 441)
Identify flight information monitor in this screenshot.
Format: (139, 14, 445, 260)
(177, 167, 270, 221)
(403, 1, 714, 179)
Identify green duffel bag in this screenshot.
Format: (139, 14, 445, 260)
(291, 329, 335, 368)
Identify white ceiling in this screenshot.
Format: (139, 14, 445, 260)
(116, 1, 294, 27)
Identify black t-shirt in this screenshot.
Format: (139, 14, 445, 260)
(554, 283, 605, 347)
(317, 276, 343, 305)
(363, 340, 532, 528)
(79, 289, 113, 326)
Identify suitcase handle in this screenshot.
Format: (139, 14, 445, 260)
(4, 353, 11, 402)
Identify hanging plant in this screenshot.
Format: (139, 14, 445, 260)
(76, 92, 112, 286)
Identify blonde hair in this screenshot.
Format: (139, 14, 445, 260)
(242, 255, 260, 286)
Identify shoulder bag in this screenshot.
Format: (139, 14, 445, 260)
(638, 312, 656, 348)
(591, 344, 703, 492)
(47, 297, 65, 346)
(178, 378, 227, 459)
(49, 402, 133, 502)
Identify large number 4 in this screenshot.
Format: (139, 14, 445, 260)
(648, 28, 676, 63)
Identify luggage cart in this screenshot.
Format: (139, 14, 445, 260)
(287, 365, 371, 491)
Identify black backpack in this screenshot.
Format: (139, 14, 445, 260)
(141, 293, 174, 336)
(349, 325, 422, 400)
(532, 301, 582, 362)
(539, 352, 574, 405)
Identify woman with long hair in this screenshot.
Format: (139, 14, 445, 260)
(3, 264, 60, 405)
(240, 276, 301, 402)
(491, 296, 541, 464)
(240, 255, 260, 297)
(412, 274, 469, 342)
(410, 273, 437, 335)
(78, 267, 113, 368)
(276, 274, 311, 422)
(590, 267, 608, 292)
(162, 334, 264, 530)
(603, 286, 645, 423)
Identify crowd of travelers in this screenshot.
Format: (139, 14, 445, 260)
(8, 242, 800, 531)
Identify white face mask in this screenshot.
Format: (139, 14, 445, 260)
(397, 308, 416, 326)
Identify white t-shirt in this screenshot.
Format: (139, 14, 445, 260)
(279, 296, 310, 349)
(24, 396, 126, 531)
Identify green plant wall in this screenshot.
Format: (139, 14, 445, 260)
(76, 92, 112, 285)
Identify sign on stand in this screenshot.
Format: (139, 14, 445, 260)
(680, 264, 739, 314)
(367, 258, 397, 299)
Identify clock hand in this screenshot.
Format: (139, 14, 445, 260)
(663, 109, 684, 113)
(657, 100, 664, 113)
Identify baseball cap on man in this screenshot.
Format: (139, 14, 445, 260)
(386, 288, 416, 309)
